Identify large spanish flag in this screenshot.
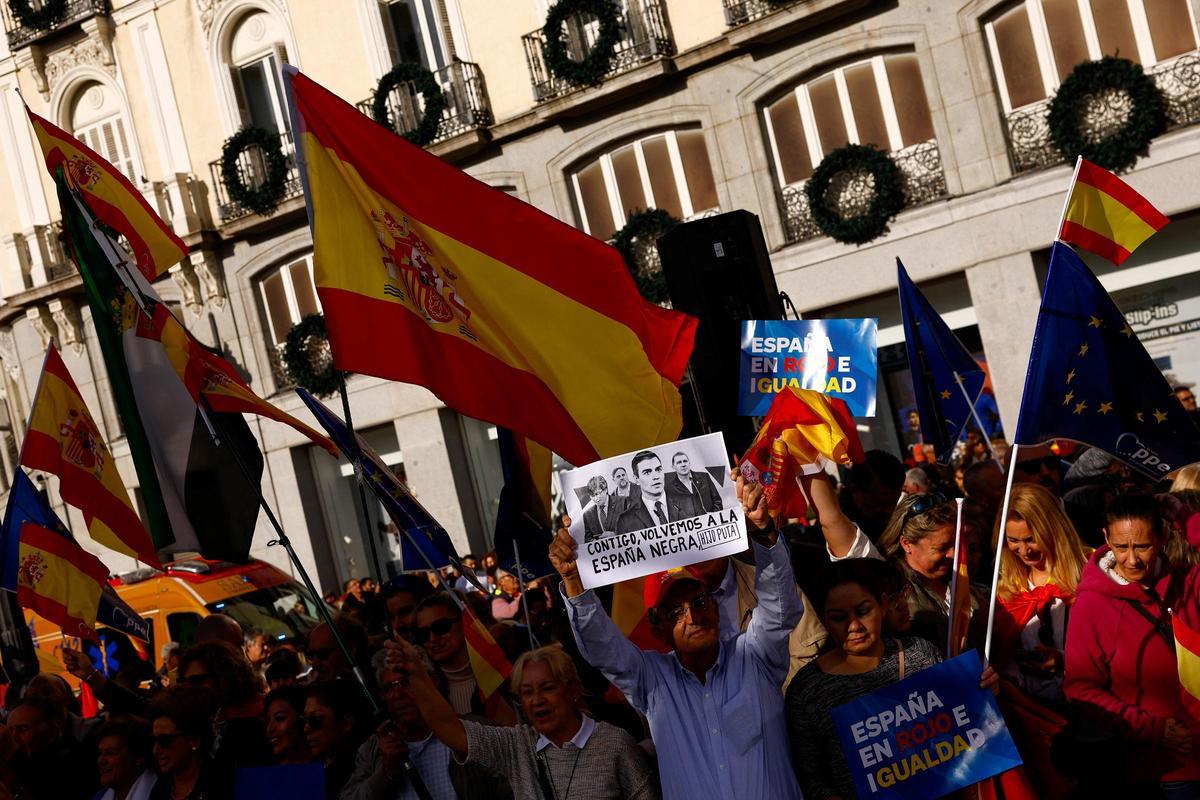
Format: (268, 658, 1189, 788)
(27, 108, 186, 281)
(15, 522, 108, 640)
(1058, 158, 1169, 265)
(20, 345, 160, 567)
(288, 69, 696, 466)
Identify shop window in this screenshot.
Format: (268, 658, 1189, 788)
(258, 256, 320, 345)
(984, 0, 1198, 112)
(68, 82, 139, 182)
(763, 53, 935, 187)
(571, 129, 720, 241)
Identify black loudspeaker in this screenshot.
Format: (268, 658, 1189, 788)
(657, 210, 783, 456)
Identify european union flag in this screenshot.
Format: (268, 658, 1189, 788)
(493, 428, 554, 582)
(1014, 243, 1200, 478)
(296, 389, 457, 571)
(0, 470, 151, 641)
(898, 259, 986, 464)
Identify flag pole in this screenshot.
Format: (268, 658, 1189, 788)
(946, 497, 965, 658)
(1053, 156, 1083, 244)
(512, 539, 539, 652)
(983, 442, 1020, 665)
(335, 372, 387, 584)
(952, 371, 1001, 467)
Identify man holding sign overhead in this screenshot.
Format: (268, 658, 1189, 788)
(549, 472, 803, 800)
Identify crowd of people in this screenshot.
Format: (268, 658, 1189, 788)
(4, 428, 1200, 798)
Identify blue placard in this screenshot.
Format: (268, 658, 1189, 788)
(830, 651, 1022, 799)
(739, 319, 878, 417)
(236, 763, 326, 800)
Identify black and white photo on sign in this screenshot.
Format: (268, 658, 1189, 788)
(560, 432, 748, 589)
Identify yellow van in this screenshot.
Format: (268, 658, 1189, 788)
(28, 555, 325, 684)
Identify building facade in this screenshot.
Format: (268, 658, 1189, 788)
(0, 0, 1196, 591)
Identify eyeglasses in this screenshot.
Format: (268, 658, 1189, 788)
(180, 672, 213, 687)
(661, 593, 715, 624)
(410, 617, 457, 644)
(302, 714, 326, 730)
(152, 734, 180, 749)
(900, 492, 949, 528)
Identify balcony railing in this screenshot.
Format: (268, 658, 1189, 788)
(522, 0, 674, 103)
(266, 344, 295, 393)
(355, 60, 493, 147)
(207, 129, 303, 224)
(1004, 51, 1200, 175)
(722, 0, 803, 26)
(2, 0, 107, 49)
(780, 139, 949, 244)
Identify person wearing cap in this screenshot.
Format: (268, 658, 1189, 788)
(549, 471, 803, 800)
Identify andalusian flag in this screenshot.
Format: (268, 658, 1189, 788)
(287, 68, 696, 467)
(57, 173, 264, 563)
(1058, 158, 1169, 265)
(20, 345, 159, 567)
(14, 523, 108, 640)
(27, 108, 186, 280)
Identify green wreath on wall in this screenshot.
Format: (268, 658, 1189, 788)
(541, 0, 622, 86)
(372, 63, 447, 146)
(805, 144, 906, 245)
(613, 208, 679, 304)
(9, 0, 67, 30)
(283, 314, 341, 398)
(220, 126, 289, 216)
(1047, 56, 1167, 173)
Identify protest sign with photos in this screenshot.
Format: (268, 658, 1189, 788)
(560, 432, 747, 589)
(831, 650, 1022, 799)
(739, 319, 878, 417)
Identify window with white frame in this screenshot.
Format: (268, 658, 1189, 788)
(259, 256, 321, 346)
(381, 0, 450, 69)
(763, 53, 935, 188)
(69, 81, 139, 182)
(227, 11, 291, 133)
(571, 129, 719, 241)
(985, 0, 1198, 112)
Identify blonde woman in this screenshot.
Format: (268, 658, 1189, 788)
(993, 483, 1089, 704)
(1171, 463, 1200, 493)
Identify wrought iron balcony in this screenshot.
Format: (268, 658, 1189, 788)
(1004, 51, 1200, 175)
(722, 0, 803, 26)
(207, 129, 304, 224)
(522, 0, 674, 103)
(2, 0, 108, 49)
(266, 344, 295, 393)
(780, 139, 948, 244)
(355, 60, 493, 146)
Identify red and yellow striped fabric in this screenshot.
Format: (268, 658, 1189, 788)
(16, 522, 108, 640)
(462, 603, 512, 700)
(947, 506, 972, 657)
(27, 109, 186, 281)
(1058, 158, 1169, 266)
(1174, 614, 1200, 720)
(21, 345, 159, 567)
(289, 69, 696, 467)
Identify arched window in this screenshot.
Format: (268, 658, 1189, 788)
(763, 53, 935, 188)
(571, 129, 719, 241)
(226, 10, 291, 133)
(67, 81, 139, 182)
(985, 0, 1197, 112)
(258, 255, 320, 346)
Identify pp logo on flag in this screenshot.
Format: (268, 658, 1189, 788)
(60, 409, 106, 477)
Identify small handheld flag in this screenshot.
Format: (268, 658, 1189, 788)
(1057, 158, 1169, 266)
(14, 522, 109, 640)
(947, 498, 971, 657)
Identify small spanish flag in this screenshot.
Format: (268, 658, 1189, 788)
(947, 498, 971, 657)
(462, 603, 512, 700)
(15, 522, 108, 640)
(1058, 158, 1169, 265)
(26, 108, 186, 281)
(20, 345, 160, 567)
(1173, 562, 1200, 720)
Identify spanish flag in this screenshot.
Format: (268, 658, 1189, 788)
(26, 108, 186, 281)
(287, 68, 696, 467)
(1173, 563, 1200, 720)
(1058, 158, 1169, 265)
(462, 603, 517, 723)
(20, 345, 160, 567)
(947, 498, 971, 657)
(15, 522, 108, 640)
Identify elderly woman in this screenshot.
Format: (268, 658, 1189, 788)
(146, 688, 220, 800)
(91, 716, 156, 800)
(176, 641, 271, 774)
(388, 640, 658, 800)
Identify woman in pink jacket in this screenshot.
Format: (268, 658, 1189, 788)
(1064, 493, 1200, 796)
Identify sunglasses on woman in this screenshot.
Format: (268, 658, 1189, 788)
(410, 617, 457, 644)
(152, 734, 180, 748)
(901, 491, 950, 527)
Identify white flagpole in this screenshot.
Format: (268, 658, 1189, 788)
(946, 497, 965, 658)
(983, 443, 1020, 665)
(1053, 156, 1083, 244)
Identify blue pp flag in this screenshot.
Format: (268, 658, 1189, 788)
(0, 470, 151, 641)
(296, 388, 458, 571)
(493, 428, 555, 582)
(1014, 243, 1200, 478)
(898, 259, 986, 464)
(831, 650, 1022, 799)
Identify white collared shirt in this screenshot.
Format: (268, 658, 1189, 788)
(534, 713, 597, 753)
(641, 492, 668, 525)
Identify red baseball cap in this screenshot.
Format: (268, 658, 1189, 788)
(643, 566, 703, 611)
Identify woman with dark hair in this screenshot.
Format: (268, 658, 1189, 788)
(263, 686, 311, 765)
(785, 559, 997, 799)
(146, 688, 219, 800)
(92, 716, 156, 800)
(304, 680, 370, 799)
(1065, 493, 1200, 794)
(176, 640, 272, 774)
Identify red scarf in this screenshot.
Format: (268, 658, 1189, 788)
(993, 582, 1073, 666)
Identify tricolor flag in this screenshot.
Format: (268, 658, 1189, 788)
(1057, 158, 1169, 266)
(947, 498, 971, 657)
(286, 68, 696, 468)
(27, 108, 186, 281)
(13, 522, 108, 640)
(20, 345, 159, 567)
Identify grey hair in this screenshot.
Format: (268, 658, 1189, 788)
(904, 468, 930, 491)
